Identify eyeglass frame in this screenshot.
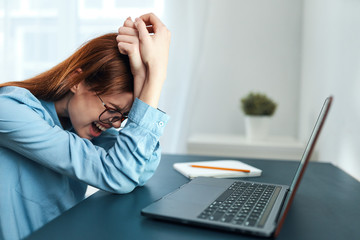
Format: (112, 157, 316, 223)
(96, 94, 128, 126)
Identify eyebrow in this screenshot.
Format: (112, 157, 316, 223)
(108, 103, 122, 111)
(108, 102, 130, 114)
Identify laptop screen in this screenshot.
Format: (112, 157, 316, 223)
(290, 96, 332, 192)
(274, 96, 333, 237)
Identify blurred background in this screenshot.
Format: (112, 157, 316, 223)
(0, 0, 359, 182)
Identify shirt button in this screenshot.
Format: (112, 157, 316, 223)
(158, 121, 164, 127)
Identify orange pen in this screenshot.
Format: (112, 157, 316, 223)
(190, 165, 250, 173)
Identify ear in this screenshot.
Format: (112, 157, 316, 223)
(69, 68, 84, 94)
(74, 68, 83, 74)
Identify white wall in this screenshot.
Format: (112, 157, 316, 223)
(300, 0, 360, 181)
(189, 0, 303, 135)
(162, 0, 360, 182)
(159, 0, 303, 153)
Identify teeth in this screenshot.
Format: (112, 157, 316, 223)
(95, 122, 106, 131)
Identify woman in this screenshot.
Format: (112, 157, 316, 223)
(0, 13, 170, 239)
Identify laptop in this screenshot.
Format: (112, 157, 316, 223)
(141, 96, 333, 238)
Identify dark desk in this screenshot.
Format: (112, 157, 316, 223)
(27, 154, 360, 240)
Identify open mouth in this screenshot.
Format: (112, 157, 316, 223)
(94, 122, 107, 132)
(90, 122, 108, 137)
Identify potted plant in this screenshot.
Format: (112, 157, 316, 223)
(240, 92, 277, 141)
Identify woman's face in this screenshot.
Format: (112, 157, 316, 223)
(67, 81, 133, 140)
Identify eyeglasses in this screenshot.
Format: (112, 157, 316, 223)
(96, 94, 128, 126)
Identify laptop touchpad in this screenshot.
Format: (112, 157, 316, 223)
(167, 183, 224, 205)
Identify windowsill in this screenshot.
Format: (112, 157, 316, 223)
(187, 133, 313, 161)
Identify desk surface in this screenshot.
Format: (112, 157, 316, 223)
(27, 154, 360, 240)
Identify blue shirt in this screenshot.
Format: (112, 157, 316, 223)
(0, 86, 169, 240)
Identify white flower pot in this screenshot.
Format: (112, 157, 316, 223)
(245, 116, 271, 141)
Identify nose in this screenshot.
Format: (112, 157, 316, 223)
(111, 120, 122, 129)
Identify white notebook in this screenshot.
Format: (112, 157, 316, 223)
(173, 160, 262, 179)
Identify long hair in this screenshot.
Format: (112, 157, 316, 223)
(0, 33, 133, 101)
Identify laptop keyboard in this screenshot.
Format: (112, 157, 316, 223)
(197, 181, 281, 227)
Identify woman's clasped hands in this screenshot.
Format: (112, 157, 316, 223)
(116, 13, 171, 108)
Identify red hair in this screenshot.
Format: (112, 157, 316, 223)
(0, 33, 133, 101)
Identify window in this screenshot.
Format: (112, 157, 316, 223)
(0, 0, 164, 82)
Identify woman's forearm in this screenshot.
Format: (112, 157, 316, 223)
(139, 67, 166, 108)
